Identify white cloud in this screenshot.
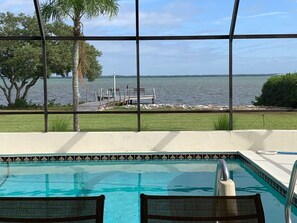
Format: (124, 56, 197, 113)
(83, 12, 134, 28)
(139, 12, 183, 26)
(82, 0, 197, 35)
(83, 10, 186, 29)
(239, 11, 288, 19)
(221, 11, 288, 22)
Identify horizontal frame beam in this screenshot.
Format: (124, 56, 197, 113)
(1, 34, 297, 41)
(0, 109, 296, 115)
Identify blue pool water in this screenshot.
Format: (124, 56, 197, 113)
(0, 159, 296, 223)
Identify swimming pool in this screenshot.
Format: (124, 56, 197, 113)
(0, 159, 296, 223)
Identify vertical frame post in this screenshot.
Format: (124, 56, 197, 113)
(228, 0, 240, 131)
(33, 0, 48, 132)
(135, 0, 141, 132)
(228, 40, 233, 130)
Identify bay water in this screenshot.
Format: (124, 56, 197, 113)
(0, 75, 271, 106)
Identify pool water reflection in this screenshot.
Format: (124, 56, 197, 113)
(0, 159, 295, 223)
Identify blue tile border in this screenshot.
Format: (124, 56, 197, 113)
(0, 153, 238, 163)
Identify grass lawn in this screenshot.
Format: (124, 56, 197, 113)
(0, 112, 296, 132)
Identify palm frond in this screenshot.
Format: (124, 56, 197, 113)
(41, 0, 119, 22)
(83, 0, 119, 19)
(41, 0, 74, 22)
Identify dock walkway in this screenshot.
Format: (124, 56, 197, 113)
(79, 88, 156, 111)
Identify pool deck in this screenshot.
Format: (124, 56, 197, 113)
(240, 150, 297, 196)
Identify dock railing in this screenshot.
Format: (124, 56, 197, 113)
(96, 88, 156, 105)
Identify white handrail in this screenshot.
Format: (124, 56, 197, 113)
(285, 160, 297, 223)
(214, 159, 230, 196)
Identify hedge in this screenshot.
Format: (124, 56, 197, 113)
(254, 73, 297, 108)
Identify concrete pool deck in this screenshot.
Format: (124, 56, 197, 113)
(240, 150, 297, 196)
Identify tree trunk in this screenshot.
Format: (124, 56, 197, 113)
(0, 75, 13, 106)
(72, 40, 80, 131)
(21, 76, 39, 100)
(0, 85, 12, 106)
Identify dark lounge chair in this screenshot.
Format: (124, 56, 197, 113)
(140, 193, 265, 223)
(0, 195, 105, 223)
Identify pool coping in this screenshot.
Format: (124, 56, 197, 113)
(0, 151, 296, 208)
(239, 151, 297, 207)
(0, 131, 296, 154)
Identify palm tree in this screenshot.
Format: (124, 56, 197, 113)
(42, 0, 119, 131)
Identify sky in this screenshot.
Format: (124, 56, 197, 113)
(1, 0, 297, 76)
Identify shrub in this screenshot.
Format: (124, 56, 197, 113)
(47, 99, 72, 111)
(9, 99, 39, 109)
(50, 117, 71, 132)
(213, 115, 230, 130)
(254, 73, 297, 108)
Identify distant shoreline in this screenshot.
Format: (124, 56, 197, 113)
(98, 103, 294, 111)
(100, 73, 278, 78)
(49, 73, 278, 79)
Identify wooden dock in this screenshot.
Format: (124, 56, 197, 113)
(79, 88, 156, 111)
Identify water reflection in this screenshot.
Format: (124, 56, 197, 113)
(0, 160, 296, 223)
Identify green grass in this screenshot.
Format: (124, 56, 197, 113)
(0, 112, 296, 132)
(234, 112, 297, 129)
(0, 114, 44, 132)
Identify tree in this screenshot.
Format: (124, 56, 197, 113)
(0, 12, 48, 107)
(254, 73, 297, 108)
(0, 41, 41, 106)
(0, 12, 102, 107)
(42, 0, 119, 131)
